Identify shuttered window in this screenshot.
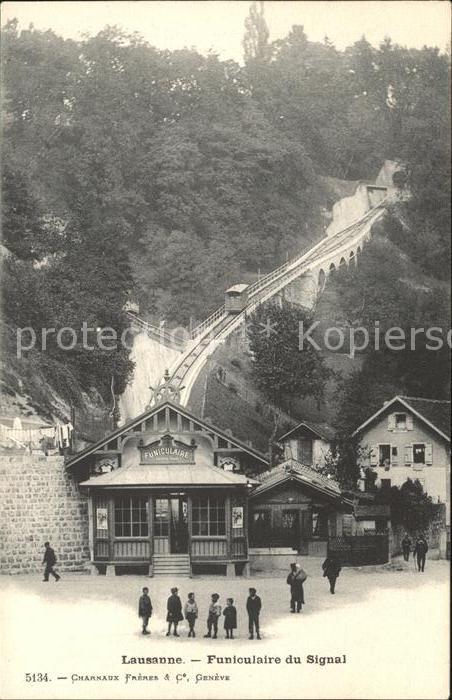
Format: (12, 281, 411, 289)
(370, 445, 378, 466)
(413, 443, 426, 464)
(298, 438, 313, 465)
(378, 444, 391, 467)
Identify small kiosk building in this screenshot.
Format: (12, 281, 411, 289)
(66, 399, 268, 576)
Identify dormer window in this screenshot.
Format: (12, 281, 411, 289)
(395, 413, 407, 430)
(388, 412, 413, 431)
(297, 438, 313, 466)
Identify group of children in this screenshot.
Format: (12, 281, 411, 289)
(138, 587, 262, 640)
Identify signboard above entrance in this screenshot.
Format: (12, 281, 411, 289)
(138, 433, 197, 465)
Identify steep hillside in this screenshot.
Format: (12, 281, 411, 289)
(1, 21, 449, 430)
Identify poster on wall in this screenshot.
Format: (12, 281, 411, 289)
(96, 508, 108, 530)
(232, 506, 244, 529)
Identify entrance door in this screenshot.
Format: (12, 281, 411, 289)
(153, 497, 188, 554)
(169, 497, 188, 553)
(281, 509, 300, 550)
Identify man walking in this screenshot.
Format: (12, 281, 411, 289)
(401, 534, 411, 562)
(42, 541, 61, 582)
(286, 563, 306, 612)
(246, 587, 262, 640)
(413, 534, 429, 572)
(322, 555, 341, 594)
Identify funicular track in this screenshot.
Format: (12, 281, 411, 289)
(135, 198, 387, 407)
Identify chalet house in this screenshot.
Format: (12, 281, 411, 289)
(277, 421, 335, 469)
(352, 396, 451, 524)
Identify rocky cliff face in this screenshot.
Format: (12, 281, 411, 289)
(325, 160, 399, 238)
(118, 332, 181, 423)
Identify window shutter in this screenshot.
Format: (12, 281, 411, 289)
(370, 445, 378, 466)
(404, 445, 413, 464)
(388, 414, 396, 431)
(406, 414, 414, 430)
(425, 443, 433, 465)
(391, 445, 398, 466)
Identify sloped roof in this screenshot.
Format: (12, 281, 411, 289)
(278, 421, 336, 443)
(226, 284, 248, 294)
(250, 459, 352, 508)
(352, 395, 450, 442)
(399, 397, 451, 438)
(66, 400, 268, 469)
(80, 458, 258, 489)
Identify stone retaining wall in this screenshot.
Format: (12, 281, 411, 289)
(0, 455, 90, 574)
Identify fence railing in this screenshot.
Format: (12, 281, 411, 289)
(328, 534, 389, 566)
(72, 409, 114, 445)
(190, 305, 226, 340)
(127, 312, 187, 349)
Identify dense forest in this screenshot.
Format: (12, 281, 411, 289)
(1, 5, 450, 411)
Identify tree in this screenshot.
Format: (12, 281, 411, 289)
(318, 440, 369, 490)
(1, 166, 64, 260)
(2, 19, 450, 416)
(375, 479, 436, 535)
(247, 301, 332, 409)
(243, 1, 270, 64)
(323, 236, 451, 435)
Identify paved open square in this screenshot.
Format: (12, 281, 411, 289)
(1, 557, 449, 699)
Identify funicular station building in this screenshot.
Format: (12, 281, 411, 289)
(67, 398, 268, 576)
(66, 391, 352, 576)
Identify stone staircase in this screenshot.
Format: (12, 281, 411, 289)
(152, 553, 191, 577)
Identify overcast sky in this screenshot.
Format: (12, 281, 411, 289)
(2, 1, 450, 62)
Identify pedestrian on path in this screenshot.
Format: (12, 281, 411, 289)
(286, 563, 306, 612)
(401, 534, 412, 562)
(184, 592, 198, 638)
(166, 587, 183, 636)
(246, 587, 262, 640)
(138, 587, 152, 635)
(55, 419, 73, 456)
(322, 555, 342, 594)
(413, 535, 428, 572)
(42, 542, 61, 582)
(223, 598, 237, 639)
(204, 593, 221, 639)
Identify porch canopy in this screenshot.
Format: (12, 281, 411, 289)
(250, 459, 351, 505)
(80, 460, 255, 489)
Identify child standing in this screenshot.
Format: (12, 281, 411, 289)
(138, 586, 153, 635)
(246, 587, 262, 640)
(223, 598, 237, 639)
(166, 587, 183, 637)
(204, 593, 221, 639)
(184, 592, 198, 638)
